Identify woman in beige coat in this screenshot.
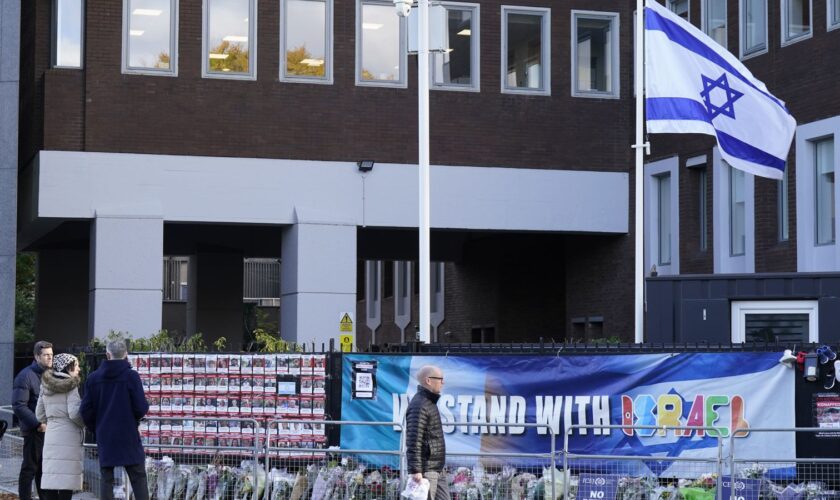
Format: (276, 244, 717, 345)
(35, 353, 84, 500)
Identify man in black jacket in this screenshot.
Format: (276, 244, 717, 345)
(405, 365, 448, 500)
(12, 340, 53, 500)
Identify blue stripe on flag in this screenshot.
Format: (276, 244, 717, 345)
(644, 7, 788, 112)
(647, 97, 786, 172)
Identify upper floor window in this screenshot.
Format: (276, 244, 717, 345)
(829, 0, 840, 29)
(657, 173, 672, 265)
(782, 0, 812, 44)
(281, 0, 332, 83)
(501, 6, 550, 96)
(357, 0, 406, 87)
(433, 2, 480, 91)
(571, 10, 619, 99)
(740, 0, 767, 57)
(703, 0, 727, 47)
(53, 0, 84, 68)
(730, 165, 746, 256)
(203, 0, 256, 79)
(667, 0, 690, 20)
(123, 0, 178, 75)
(815, 138, 835, 245)
(779, 168, 790, 241)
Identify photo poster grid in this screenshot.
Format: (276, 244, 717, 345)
(128, 353, 328, 457)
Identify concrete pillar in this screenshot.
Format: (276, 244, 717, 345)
(36, 249, 90, 348)
(89, 215, 163, 339)
(0, 0, 21, 407)
(281, 223, 356, 349)
(186, 252, 244, 349)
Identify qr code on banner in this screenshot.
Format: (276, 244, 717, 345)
(355, 373, 373, 391)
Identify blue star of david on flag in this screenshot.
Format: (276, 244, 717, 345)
(699, 74, 743, 120)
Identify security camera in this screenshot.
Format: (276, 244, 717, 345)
(394, 0, 412, 17)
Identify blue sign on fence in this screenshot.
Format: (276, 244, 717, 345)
(576, 473, 619, 500)
(718, 477, 761, 500)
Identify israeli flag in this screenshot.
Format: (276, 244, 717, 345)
(644, 0, 796, 180)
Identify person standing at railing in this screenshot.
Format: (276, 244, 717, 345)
(406, 365, 449, 500)
(13, 340, 53, 500)
(80, 340, 150, 500)
(36, 353, 84, 500)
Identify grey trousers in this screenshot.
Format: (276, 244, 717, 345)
(424, 471, 450, 500)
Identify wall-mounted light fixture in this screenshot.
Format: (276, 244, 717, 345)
(357, 160, 375, 172)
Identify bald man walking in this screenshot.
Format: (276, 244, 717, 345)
(405, 365, 448, 500)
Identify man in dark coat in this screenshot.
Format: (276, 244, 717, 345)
(80, 340, 150, 500)
(405, 365, 448, 500)
(13, 340, 53, 500)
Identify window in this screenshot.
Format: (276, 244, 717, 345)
(571, 11, 619, 98)
(357, 0, 406, 87)
(281, 0, 332, 83)
(703, 0, 727, 47)
(163, 256, 189, 301)
(365, 261, 382, 334)
(394, 261, 411, 341)
(501, 6, 550, 95)
(740, 0, 767, 57)
(782, 0, 812, 44)
(430, 262, 445, 340)
(815, 138, 835, 245)
(730, 165, 746, 256)
(433, 3, 480, 91)
(699, 168, 709, 250)
(667, 0, 690, 19)
(779, 168, 789, 241)
(53, 0, 84, 68)
(831, 0, 840, 30)
(731, 300, 818, 343)
(203, 0, 256, 79)
(657, 174, 672, 265)
(123, 0, 178, 75)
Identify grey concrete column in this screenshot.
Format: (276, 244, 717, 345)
(0, 0, 21, 406)
(281, 223, 357, 349)
(36, 249, 90, 348)
(89, 215, 163, 339)
(186, 252, 244, 349)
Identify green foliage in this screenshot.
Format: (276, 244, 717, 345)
(252, 329, 295, 353)
(14, 253, 36, 342)
(213, 336, 228, 352)
(208, 41, 249, 73)
(94, 329, 211, 353)
(286, 46, 325, 77)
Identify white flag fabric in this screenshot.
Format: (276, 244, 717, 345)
(644, 0, 795, 179)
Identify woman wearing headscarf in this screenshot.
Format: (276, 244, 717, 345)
(35, 353, 84, 500)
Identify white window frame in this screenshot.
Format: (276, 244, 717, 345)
(356, 0, 408, 88)
(570, 10, 620, 99)
(731, 300, 819, 343)
(122, 0, 179, 76)
(781, 0, 813, 46)
(500, 5, 551, 96)
(830, 0, 840, 31)
(666, 0, 691, 20)
(739, 0, 768, 59)
(432, 2, 480, 92)
(796, 116, 840, 271)
(644, 157, 680, 276)
(280, 0, 334, 84)
(702, 0, 727, 48)
(202, 0, 257, 80)
(713, 148, 755, 273)
(365, 260, 382, 341)
(52, 0, 85, 68)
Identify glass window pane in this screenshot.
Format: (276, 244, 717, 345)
(285, 0, 327, 78)
(668, 0, 689, 19)
(815, 139, 835, 245)
(785, 0, 811, 39)
(658, 174, 671, 265)
(705, 0, 727, 47)
(433, 8, 473, 86)
(576, 17, 612, 93)
(360, 3, 401, 82)
(207, 0, 251, 74)
(699, 169, 708, 250)
(506, 13, 542, 90)
(779, 169, 789, 241)
(745, 313, 809, 343)
(742, 0, 766, 54)
(127, 0, 173, 70)
(730, 166, 746, 256)
(55, 0, 83, 67)
(833, 0, 840, 26)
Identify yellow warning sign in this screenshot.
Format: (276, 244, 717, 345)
(340, 312, 354, 332)
(340, 334, 354, 352)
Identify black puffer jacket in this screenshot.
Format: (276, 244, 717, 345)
(405, 385, 446, 474)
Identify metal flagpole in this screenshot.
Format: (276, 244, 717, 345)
(634, 0, 647, 344)
(418, 0, 431, 343)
